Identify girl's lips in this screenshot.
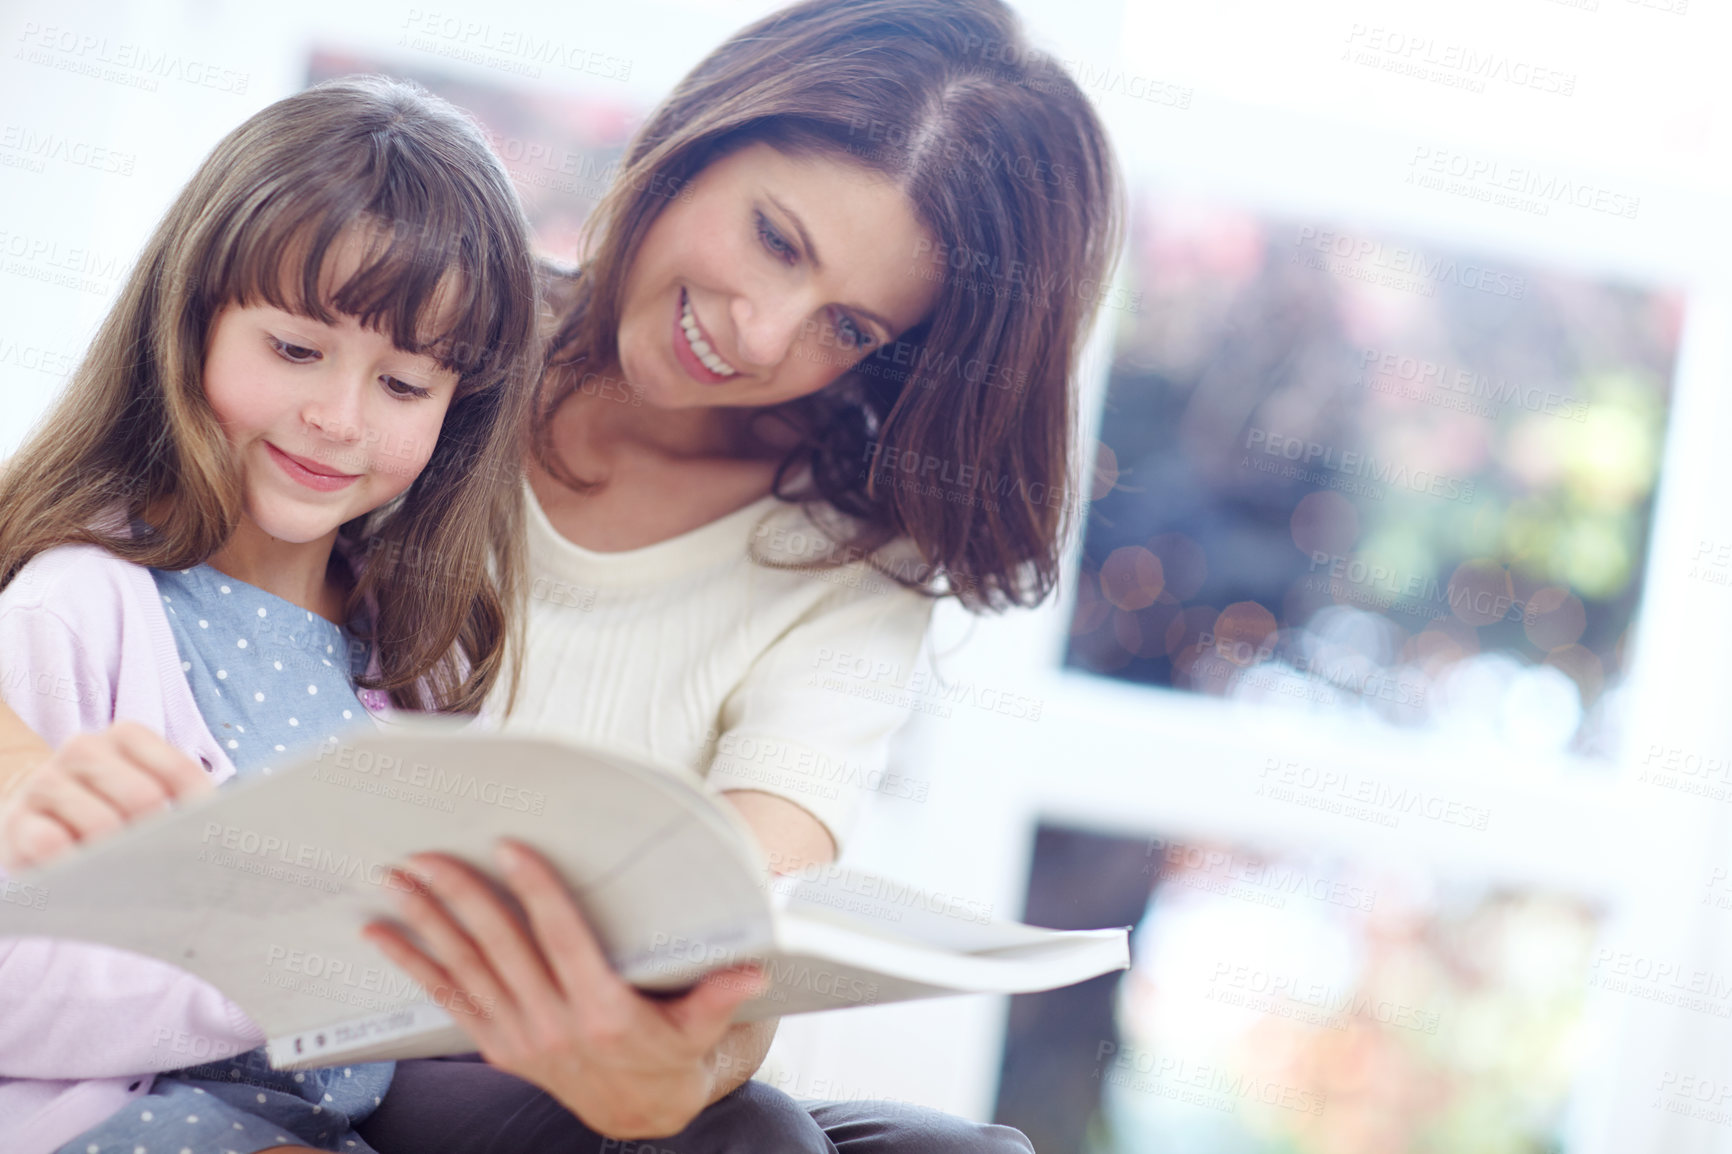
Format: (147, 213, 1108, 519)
(671, 287, 737, 386)
(265, 441, 362, 493)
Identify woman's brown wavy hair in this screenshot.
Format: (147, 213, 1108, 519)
(536, 0, 1125, 610)
(0, 76, 540, 713)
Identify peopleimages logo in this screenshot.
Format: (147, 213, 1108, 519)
(1257, 757, 1491, 831)
(1305, 551, 1540, 626)
(1093, 1042, 1327, 1115)
(1244, 429, 1477, 502)
(1358, 347, 1588, 422)
(1292, 227, 1527, 299)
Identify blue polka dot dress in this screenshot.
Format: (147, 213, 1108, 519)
(54, 563, 393, 1153)
(150, 562, 374, 778)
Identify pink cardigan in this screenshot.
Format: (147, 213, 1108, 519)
(0, 543, 396, 1154)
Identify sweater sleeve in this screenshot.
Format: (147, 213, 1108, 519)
(0, 938, 265, 1078)
(0, 565, 266, 1079)
(705, 575, 935, 855)
(0, 604, 118, 747)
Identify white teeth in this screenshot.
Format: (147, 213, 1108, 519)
(680, 291, 737, 377)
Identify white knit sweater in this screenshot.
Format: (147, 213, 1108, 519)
(492, 486, 936, 852)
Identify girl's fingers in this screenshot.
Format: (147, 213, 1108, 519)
(404, 853, 570, 1022)
(0, 807, 76, 871)
(491, 840, 634, 1011)
(54, 736, 174, 820)
(48, 724, 210, 827)
(106, 721, 215, 799)
(25, 767, 130, 845)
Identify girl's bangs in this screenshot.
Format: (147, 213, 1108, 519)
(213, 198, 503, 387)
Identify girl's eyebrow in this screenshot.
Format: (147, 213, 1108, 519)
(764, 192, 896, 335)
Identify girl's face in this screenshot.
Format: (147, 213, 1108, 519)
(201, 295, 459, 546)
(615, 141, 942, 411)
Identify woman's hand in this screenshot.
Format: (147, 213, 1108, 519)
(362, 840, 766, 1139)
(0, 721, 212, 873)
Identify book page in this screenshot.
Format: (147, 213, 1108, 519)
(0, 727, 777, 1050)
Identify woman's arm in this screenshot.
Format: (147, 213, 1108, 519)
(720, 788, 835, 872)
(702, 789, 835, 1103)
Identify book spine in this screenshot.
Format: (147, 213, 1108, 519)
(265, 1002, 455, 1069)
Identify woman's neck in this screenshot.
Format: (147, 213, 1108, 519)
(205, 518, 348, 624)
(554, 376, 772, 469)
(599, 393, 737, 460)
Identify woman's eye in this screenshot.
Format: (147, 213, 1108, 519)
(381, 376, 433, 400)
(756, 213, 797, 264)
(834, 314, 874, 351)
(270, 337, 320, 363)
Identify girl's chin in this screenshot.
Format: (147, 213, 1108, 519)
(244, 502, 354, 546)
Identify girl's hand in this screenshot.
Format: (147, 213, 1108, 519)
(0, 721, 213, 873)
(363, 840, 766, 1139)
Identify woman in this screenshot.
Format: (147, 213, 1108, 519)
(0, 0, 1121, 1148)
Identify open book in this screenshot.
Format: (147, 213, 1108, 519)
(0, 726, 1128, 1070)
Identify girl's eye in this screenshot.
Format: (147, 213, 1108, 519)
(756, 212, 797, 265)
(270, 337, 320, 363)
(381, 376, 433, 401)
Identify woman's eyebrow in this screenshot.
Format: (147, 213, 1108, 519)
(766, 193, 823, 270)
(766, 193, 898, 336)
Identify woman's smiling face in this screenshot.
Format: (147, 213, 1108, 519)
(614, 141, 941, 411)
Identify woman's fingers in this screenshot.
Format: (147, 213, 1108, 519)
(663, 965, 767, 1045)
(410, 852, 576, 1020)
(376, 862, 517, 1027)
(361, 919, 484, 1033)
(368, 842, 764, 1075)
(493, 840, 763, 1050)
(491, 840, 634, 1010)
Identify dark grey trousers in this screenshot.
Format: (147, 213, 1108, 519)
(355, 1052, 1034, 1153)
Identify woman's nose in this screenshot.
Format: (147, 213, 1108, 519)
(731, 291, 811, 369)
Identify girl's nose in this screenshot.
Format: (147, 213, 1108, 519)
(301, 374, 368, 444)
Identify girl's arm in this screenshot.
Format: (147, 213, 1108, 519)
(0, 563, 214, 871)
(0, 571, 256, 1079)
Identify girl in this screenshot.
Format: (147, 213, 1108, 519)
(2, 0, 1123, 1149)
(0, 76, 548, 1154)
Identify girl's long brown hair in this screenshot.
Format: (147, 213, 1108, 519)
(0, 76, 540, 713)
(536, 0, 1124, 611)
